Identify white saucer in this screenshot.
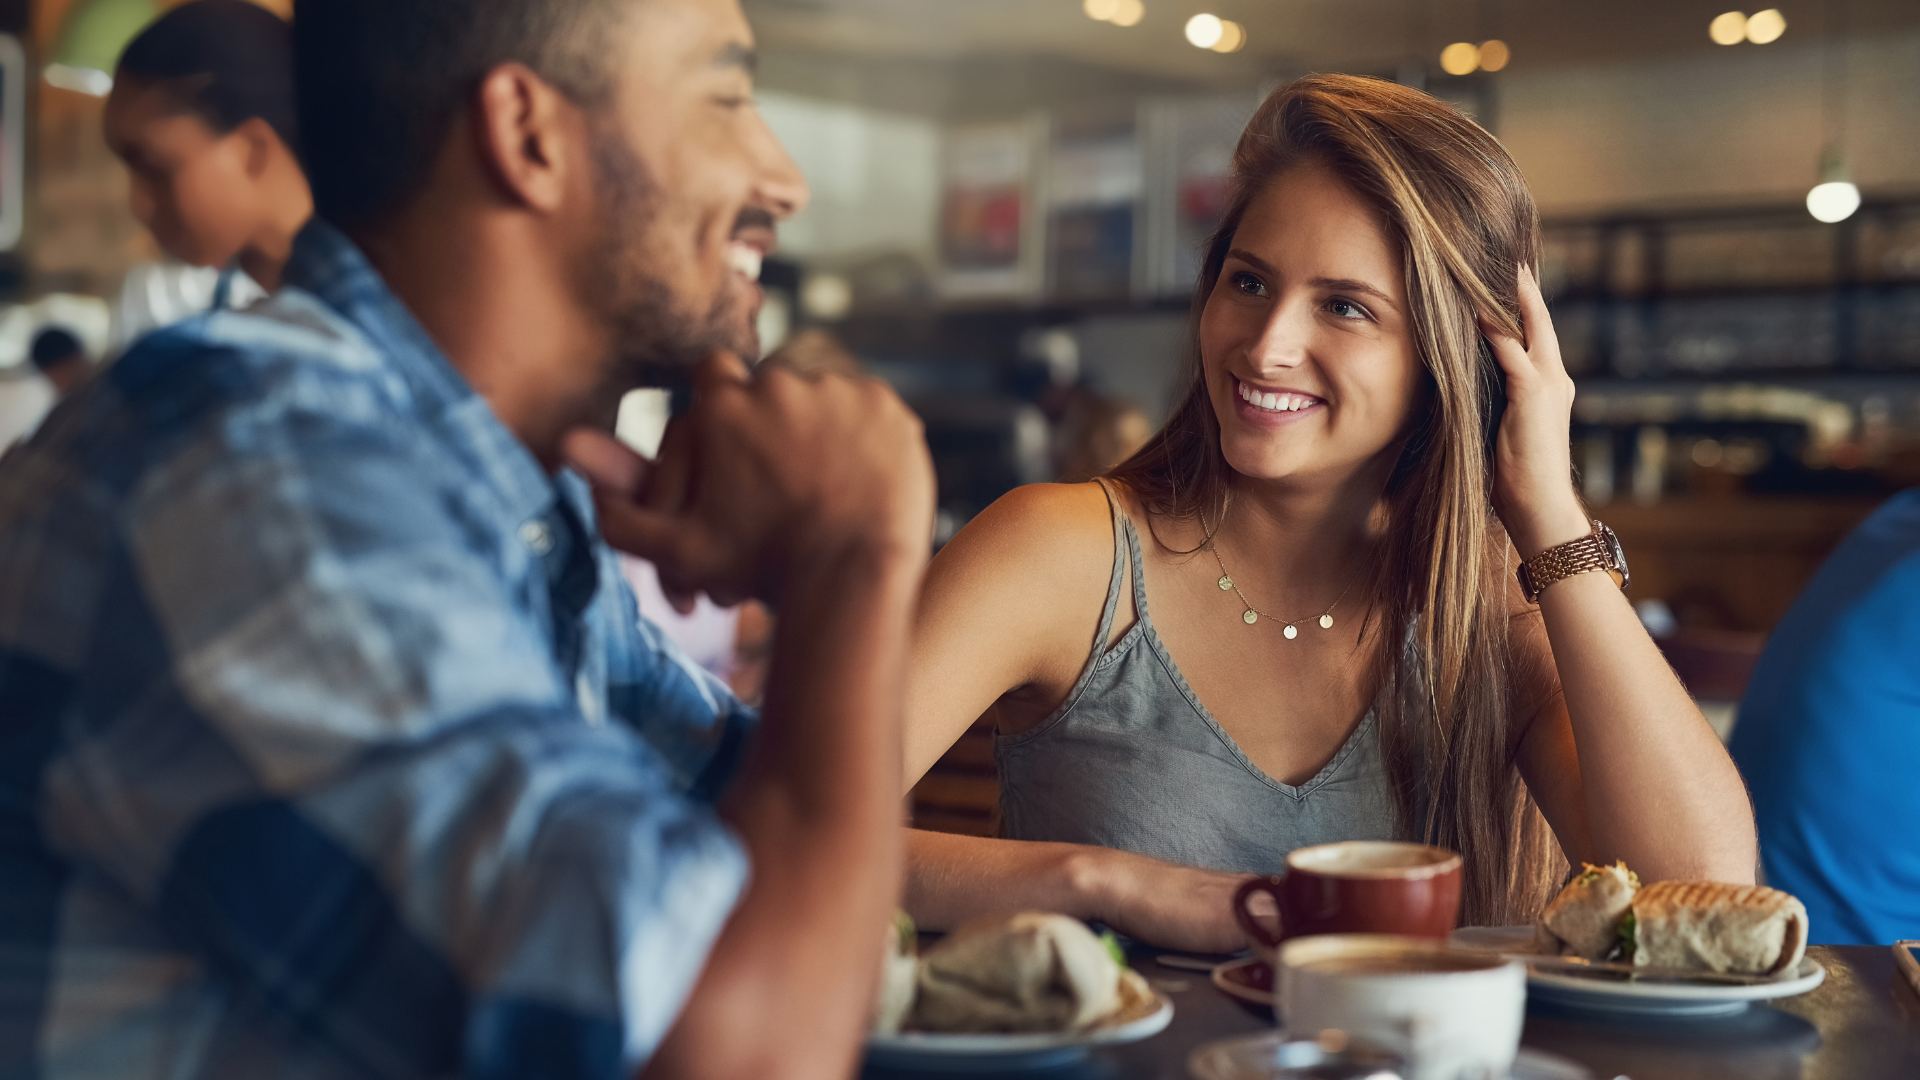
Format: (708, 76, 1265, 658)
(864, 990, 1174, 1072)
(1449, 926, 1826, 1017)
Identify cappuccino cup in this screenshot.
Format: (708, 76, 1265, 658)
(1232, 841, 1463, 965)
(1279, 934, 1525, 1080)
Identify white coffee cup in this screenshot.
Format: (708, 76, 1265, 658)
(1278, 934, 1525, 1080)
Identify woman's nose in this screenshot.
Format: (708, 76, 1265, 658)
(1247, 299, 1312, 371)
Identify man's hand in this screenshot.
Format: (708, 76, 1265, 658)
(564, 352, 935, 608)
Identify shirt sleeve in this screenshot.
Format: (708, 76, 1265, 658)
(71, 356, 745, 1078)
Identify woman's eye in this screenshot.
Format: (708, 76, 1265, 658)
(1327, 297, 1371, 320)
(1231, 271, 1268, 298)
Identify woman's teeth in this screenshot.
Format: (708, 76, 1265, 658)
(725, 242, 763, 281)
(1237, 381, 1319, 412)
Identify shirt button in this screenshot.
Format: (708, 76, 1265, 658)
(519, 520, 554, 555)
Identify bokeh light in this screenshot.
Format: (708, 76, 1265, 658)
(1185, 13, 1225, 49)
(1440, 41, 1481, 76)
(1110, 0, 1144, 27)
(1478, 39, 1511, 71)
(1709, 11, 1748, 45)
(1082, 0, 1120, 21)
(1745, 8, 1787, 44)
(1211, 19, 1246, 53)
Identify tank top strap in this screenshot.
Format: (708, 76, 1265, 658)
(1088, 478, 1130, 654)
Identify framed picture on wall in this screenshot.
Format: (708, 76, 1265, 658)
(0, 34, 24, 252)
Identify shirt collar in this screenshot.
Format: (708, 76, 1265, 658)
(284, 217, 561, 529)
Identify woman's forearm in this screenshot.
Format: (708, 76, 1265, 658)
(1536, 570, 1757, 883)
(903, 829, 1250, 952)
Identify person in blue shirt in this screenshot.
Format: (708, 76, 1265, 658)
(1731, 488, 1920, 946)
(0, 1, 934, 1078)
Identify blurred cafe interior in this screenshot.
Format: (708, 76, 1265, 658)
(11, 2, 1920, 1076)
(6, 0, 1920, 833)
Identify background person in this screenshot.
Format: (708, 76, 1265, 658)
(1730, 488, 1920, 946)
(0, 2, 933, 1079)
(29, 326, 92, 398)
(900, 75, 1755, 952)
(104, 0, 309, 348)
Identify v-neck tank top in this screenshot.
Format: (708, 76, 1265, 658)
(994, 479, 1403, 873)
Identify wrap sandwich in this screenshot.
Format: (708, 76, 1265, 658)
(912, 912, 1135, 1033)
(1627, 880, 1809, 976)
(1536, 862, 1639, 960)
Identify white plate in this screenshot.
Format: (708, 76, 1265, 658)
(864, 990, 1174, 1072)
(1449, 926, 1826, 1016)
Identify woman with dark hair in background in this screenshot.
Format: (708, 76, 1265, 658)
(103, 0, 308, 341)
(902, 74, 1756, 950)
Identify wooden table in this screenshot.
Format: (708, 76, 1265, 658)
(865, 945, 1920, 1079)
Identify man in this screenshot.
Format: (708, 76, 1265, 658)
(1730, 489, 1920, 946)
(28, 326, 91, 398)
(0, 2, 932, 1079)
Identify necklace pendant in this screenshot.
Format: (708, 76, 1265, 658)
(1283, 623, 1299, 639)
(1319, 614, 1334, 629)
(1242, 609, 1258, 625)
(1217, 574, 1233, 591)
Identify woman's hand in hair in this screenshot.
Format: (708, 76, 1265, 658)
(1482, 266, 1592, 559)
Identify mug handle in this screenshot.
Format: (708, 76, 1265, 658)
(1232, 874, 1287, 950)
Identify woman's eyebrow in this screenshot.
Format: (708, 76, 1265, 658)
(1309, 276, 1400, 313)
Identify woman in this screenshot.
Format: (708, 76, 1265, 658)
(904, 75, 1755, 952)
(103, 0, 309, 304)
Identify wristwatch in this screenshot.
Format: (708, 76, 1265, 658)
(1517, 520, 1630, 604)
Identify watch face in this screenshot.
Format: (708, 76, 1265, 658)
(1600, 524, 1630, 589)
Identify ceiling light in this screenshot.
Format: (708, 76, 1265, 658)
(1083, 0, 1120, 21)
(1807, 181, 1860, 223)
(1439, 41, 1480, 76)
(1110, 0, 1144, 27)
(1185, 13, 1224, 49)
(1745, 8, 1786, 43)
(1709, 11, 1748, 45)
(1477, 39, 1510, 71)
(1210, 19, 1246, 53)
(1807, 150, 1859, 223)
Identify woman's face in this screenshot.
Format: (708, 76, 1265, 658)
(104, 80, 262, 268)
(1199, 164, 1424, 489)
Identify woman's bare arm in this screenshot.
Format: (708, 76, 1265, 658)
(1491, 269, 1755, 885)
(901, 481, 1248, 951)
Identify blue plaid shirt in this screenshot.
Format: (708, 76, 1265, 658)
(0, 222, 756, 1079)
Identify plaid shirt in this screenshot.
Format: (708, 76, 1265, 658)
(0, 221, 755, 1080)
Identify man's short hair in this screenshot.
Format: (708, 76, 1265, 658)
(117, 0, 300, 157)
(29, 327, 85, 373)
(292, 0, 628, 230)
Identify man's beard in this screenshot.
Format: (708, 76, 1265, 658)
(580, 124, 758, 404)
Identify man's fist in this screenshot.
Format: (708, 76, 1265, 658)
(565, 353, 935, 607)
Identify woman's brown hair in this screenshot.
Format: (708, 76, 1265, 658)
(1107, 73, 1566, 924)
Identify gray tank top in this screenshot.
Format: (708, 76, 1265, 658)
(995, 480, 1403, 873)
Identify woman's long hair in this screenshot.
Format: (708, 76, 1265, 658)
(1107, 73, 1566, 924)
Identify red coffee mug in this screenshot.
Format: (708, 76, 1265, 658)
(1232, 841, 1464, 953)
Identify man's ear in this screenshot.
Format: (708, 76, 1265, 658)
(235, 117, 281, 180)
(472, 62, 578, 214)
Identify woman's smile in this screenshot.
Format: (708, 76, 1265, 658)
(1232, 375, 1327, 427)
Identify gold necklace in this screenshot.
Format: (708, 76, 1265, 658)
(1207, 536, 1360, 639)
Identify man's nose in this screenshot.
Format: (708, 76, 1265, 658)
(751, 113, 810, 221)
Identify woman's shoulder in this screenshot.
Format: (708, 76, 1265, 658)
(933, 481, 1120, 591)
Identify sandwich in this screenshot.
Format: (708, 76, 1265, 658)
(1535, 861, 1639, 960)
(873, 911, 920, 1035)
(911, 912, 1135, 1034)
(1627, 880, 1809, 976)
